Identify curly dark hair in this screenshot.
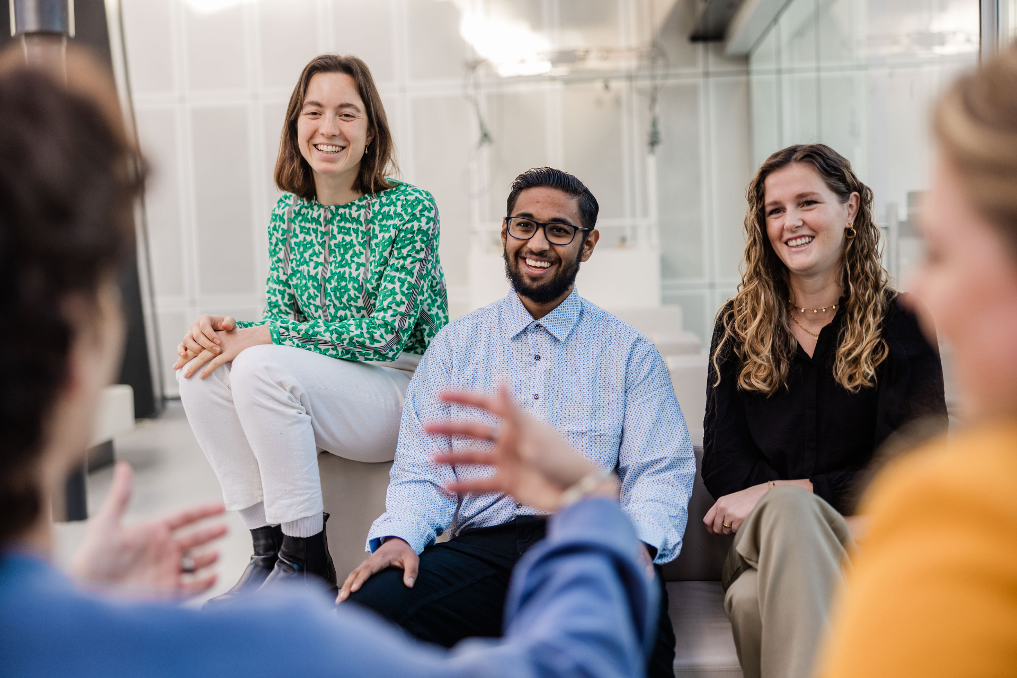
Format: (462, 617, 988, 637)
(0, 64, 143, 543)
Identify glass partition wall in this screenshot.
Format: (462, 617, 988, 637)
(748, 0, 980, 287)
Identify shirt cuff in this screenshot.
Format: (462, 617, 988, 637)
(623, 511, 675, 565)
(547, 497, 642, 561)
(366, 519, 434, 554)
(234, 320, 281, 345)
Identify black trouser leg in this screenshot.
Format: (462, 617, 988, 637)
(347, 545, 511, 646)
(647, 566, 676, 678)
(347, 517, 547, 648)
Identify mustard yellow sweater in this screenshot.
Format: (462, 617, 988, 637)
(818, 422, 1017, 677)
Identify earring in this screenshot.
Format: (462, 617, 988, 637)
(845, 222, 857, 239)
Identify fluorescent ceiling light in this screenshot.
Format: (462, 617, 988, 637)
(453, 4, 552, 77)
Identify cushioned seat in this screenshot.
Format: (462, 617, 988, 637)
(669, 581, 742, 677)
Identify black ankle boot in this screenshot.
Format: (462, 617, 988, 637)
(202, 524, 283, 610)
(262, 513, 338, 596)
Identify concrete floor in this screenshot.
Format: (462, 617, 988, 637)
(52, 401, 252, 608)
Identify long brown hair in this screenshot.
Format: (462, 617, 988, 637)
(714, 144, 894, 395)
(934, 45, 1017, 255)
(274, 54, 397, 199)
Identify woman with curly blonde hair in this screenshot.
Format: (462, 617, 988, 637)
(701, 143, 947, 678)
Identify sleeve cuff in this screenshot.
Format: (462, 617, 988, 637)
(623, 512, 675, 565)
(547, 497, 641, 561)
(366, 519, 434, 554)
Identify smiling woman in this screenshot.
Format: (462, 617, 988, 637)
(171, 54, 448, 606)
(699, 144, 948, 678)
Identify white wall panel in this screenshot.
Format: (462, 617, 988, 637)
(558, 0, 625, 49)
(411, 95, 474, 287)
(331, 0, 397, 83)
(484, 89, 552, 221)
(656, 81, 703, 281)
(562, 82, 626, 220)
(121, 0, 176, 95)
(184, 3, 249, 91)
(257, 0, 322, 90)
(157, 309, 189, 398)
(190, 106, 257, 295)
(406, 0, 468, 81)
(136, 107, 186, 297)
(709, 76, 752, 283)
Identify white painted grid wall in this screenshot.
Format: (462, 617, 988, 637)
(119, 0, 752, 397)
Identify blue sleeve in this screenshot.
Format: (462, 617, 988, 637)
(2, 498, 652, 678)
(617, 337, 696, 563)
(446, 498, 658, 677)
(365, 330, 458, 553)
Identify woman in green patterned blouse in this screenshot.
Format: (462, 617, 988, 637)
(173, 55, 448, 605)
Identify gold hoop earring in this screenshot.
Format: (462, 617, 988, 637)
(845, 223, 857, 239)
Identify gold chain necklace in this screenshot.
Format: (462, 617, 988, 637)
(789, 299, 838, 314)
(789, 313, 820, 340)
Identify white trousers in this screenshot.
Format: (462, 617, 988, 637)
(177, 344, 415, 525)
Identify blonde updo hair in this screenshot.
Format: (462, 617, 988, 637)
(934, 45, 1017, 255)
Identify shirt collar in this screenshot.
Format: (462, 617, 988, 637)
(504, 287, 583, 342)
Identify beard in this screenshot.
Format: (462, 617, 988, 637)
(503, 241, 584, 305)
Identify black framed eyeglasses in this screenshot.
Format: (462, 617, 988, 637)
(505, 217, 590, 246)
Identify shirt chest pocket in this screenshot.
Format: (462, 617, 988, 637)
(554, 398, 623, 456)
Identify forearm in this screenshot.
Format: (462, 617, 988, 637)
(470, 498, 655, 678)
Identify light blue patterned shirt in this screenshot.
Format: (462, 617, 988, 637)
(367, 288, 696, 564)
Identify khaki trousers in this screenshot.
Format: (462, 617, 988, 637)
(722, 486, 854, 678)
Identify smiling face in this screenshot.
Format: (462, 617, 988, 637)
(763, 163, 859, 282)
(910, 156, 1017, 419)
(296, 72, 373, 192)
(501, 186, 598, 314)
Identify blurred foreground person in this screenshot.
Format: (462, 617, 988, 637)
(0, 63, 655, 678)
(817, 45, 1017, 677)
(703, 143, 946, 678)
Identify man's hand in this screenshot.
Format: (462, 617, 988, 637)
(70, 463, 227, 598)
(427, 386, 609, 511)
(337, 537, 419, 604)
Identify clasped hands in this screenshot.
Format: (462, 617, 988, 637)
(173, 314, 272, 379)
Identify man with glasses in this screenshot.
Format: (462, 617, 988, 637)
(341, 167, 695, 678)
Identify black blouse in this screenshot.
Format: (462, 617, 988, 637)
(702, 295, 947, 515)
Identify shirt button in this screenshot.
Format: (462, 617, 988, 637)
(533, 394, 539, 400)
(534, 354, 541, 361)
(515, 502, 522, 509)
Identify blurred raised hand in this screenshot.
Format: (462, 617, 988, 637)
(426, 386, 617, 512)
(70, 462, 227, 598)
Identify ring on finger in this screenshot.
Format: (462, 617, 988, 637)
(181, 554, 196, 574)
(722, 522, 732, 529)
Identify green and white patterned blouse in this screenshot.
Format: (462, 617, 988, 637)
(237, 180, 448, 362)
